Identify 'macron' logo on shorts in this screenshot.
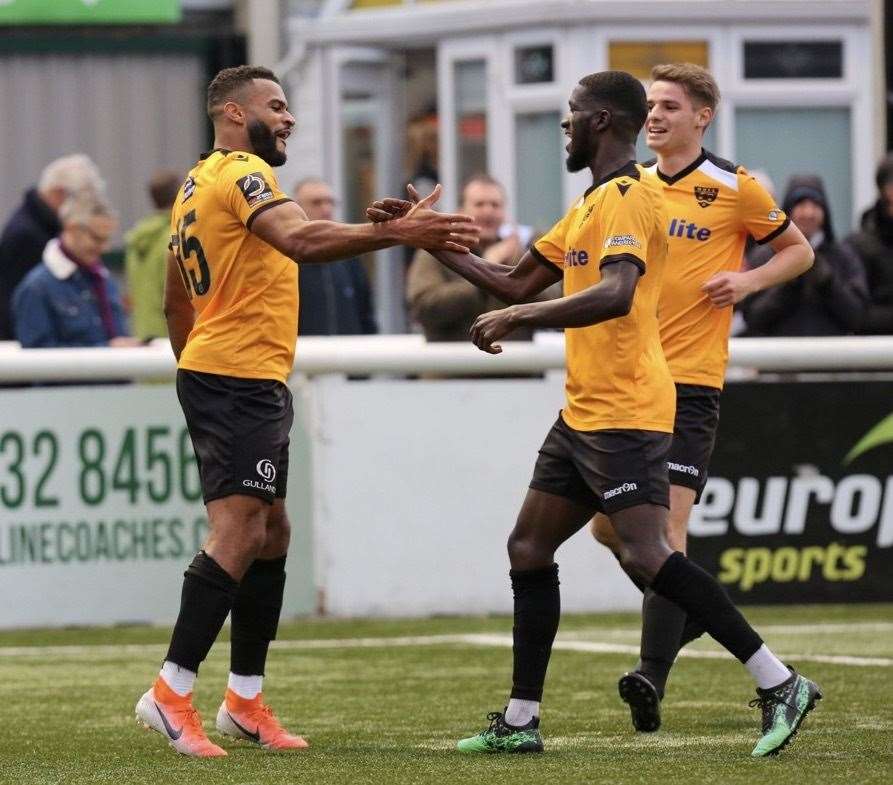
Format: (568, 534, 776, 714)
(256, 459, 277, 483)
(667, 461, 700, 477)
(603, 482, 638, 500)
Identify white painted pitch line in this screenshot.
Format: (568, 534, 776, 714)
(0, 634, 473, 659)
(0, 630, 889, 667)
(564, 621, 893, 637)
(459, 634, 893, 668)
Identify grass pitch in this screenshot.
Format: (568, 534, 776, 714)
(1, 604, 890, 785)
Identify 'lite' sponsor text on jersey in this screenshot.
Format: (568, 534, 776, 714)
(644, 150, 789, 389)
(532, 162, 674, 433)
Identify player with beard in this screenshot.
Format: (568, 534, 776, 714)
(589, 63, 815, 739)
(135, 65, 478, 758)
(371, 70, 821, 758)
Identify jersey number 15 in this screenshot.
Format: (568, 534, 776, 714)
(174, 209, 211, 298)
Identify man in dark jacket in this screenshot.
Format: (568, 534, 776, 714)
(0, 154, 104, 340)
(406, 174, 542, 342)
(847, 154, 893, 334)
(742, 174, 867, 336)
(293, 178, 377, 335)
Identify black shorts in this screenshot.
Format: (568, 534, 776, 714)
(176, 369, 293, 505)
(667, 383, 721, 500)
(529, 415, 672, 514)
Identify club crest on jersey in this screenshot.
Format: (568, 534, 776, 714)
(693, 185, 719, 208)
(237, 172, 275, 208)
(181, 177, 196, 203)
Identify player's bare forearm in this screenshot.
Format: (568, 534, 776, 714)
(512, 262, 637, 328)
(288, 219, 407, 264)
(743, 237, 814, 292)
(469, 261, 638, 354)
(702, 224, 813, 307)
(163, 252, 194, 361)
(251, 186, 478, 264)
(431, 249, 561, 304)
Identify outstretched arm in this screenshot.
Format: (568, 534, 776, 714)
(367, 189, 560, 303)
(250, 184, 479, 265)
(429, 248, 562, 304)
(470, 260, 641, 354)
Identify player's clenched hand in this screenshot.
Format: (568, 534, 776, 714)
(396, 184, 479, 253)
(366, 198, 413, 223)
(366, 182, 425, 222)
(701, 271, 755, 308)
(470, 306, 519, 354)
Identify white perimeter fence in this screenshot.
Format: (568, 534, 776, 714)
(2, 334, 893, 382)
(0, 334, 891, 628)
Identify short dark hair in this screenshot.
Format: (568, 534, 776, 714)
(206, 65, 280, 120)
(148, 169, 182, 210)
(577, 71, 648, 141)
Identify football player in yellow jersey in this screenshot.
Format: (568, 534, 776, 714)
(589, 63, 816, 737)
(135, 65, 479, 758)
(373, 70, 820, 759)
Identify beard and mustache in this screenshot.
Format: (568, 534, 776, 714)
(565, 131, 594, 173)
(248, 119, 287, 167)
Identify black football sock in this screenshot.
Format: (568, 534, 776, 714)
(509, 563, 560, 702)
(166, 550, 239, 672)
(230, 555, 287, 676)
(679, 612, 706, 648)
(651, 552, 763, 663)
(636, 588, 688, 699)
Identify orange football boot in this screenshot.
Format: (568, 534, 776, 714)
(136, 676, 227, 758)
(215, 689, 309, 750)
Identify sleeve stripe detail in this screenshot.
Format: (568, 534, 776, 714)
(599, 252, 646, 275)
(531, 245, 562, 271)
(755, 216, 791, 246)
(246, 198, 292, 231)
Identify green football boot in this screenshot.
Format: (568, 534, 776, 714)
(750, 670, 823, 757)
(456, 711, 544, 754)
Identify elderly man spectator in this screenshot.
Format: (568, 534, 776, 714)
(293, 178, 377, 335)
(0, 154, 104, 340)
(124, 170, 182, 340)
(12, 194, 139, 348)
(407, 174, 537, 342)
(742, 174, 867, 336)
(847, 154, 893, 334)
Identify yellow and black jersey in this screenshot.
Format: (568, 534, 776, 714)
(532, 161, 674, 434)
(170, 149, 298, 384)
(643, 149, 789, 389)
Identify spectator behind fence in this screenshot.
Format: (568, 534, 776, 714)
(293, 178, 377, 335)
(12, 193, 140, 348)
(742, 174, 867, 336)
(407, 174, 537, 342)
(124, 170, 182, 340)
(847, 153, 893, 334)
(0, 154, 105, 340)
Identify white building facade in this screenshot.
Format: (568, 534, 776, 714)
(271, 0, 883, 331)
